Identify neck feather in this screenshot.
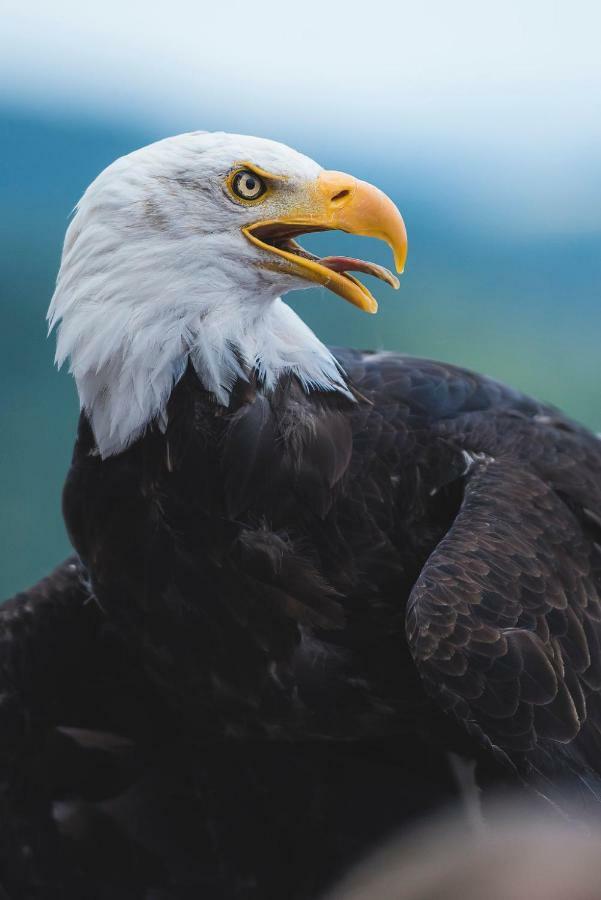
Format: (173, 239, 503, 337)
(50, 293, 351, 458)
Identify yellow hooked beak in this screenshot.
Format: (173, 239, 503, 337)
(242, 171, 408, 313)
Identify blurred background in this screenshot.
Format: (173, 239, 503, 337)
(1, 0, 600, 597)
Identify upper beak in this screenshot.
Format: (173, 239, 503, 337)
(243, 170, 407, 313)
(315, 171, 408, 275)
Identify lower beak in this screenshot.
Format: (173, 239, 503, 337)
(243, 170, 408, 313)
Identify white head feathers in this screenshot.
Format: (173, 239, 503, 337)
(48, 132, 351, 458)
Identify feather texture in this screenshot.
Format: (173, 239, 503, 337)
(3, 351, 601, 895)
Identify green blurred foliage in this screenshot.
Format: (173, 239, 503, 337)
(1, 110, 600, 597)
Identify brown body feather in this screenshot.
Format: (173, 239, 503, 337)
(2, 350, 601, 896)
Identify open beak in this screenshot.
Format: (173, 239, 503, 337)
(242, 171, 408, 313)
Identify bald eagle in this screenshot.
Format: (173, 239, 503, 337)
(2, 132, 601, 897)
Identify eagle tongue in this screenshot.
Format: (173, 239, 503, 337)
(318, 256, 400, 289)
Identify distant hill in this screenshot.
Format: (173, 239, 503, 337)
(1, 107, 599, 596)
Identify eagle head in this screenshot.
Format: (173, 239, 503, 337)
(48, 132, 407, 457)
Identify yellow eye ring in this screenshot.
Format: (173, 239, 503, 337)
(227, 168, 268, 203)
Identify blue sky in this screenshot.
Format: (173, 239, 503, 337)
(3, 1, 599, 124)
(2, 0, 600, 236)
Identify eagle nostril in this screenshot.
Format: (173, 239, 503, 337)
(330, 189, 351, 205)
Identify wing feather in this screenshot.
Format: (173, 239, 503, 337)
(406, 456, 601, 764)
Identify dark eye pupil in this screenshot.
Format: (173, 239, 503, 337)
(246, 177, 256, 190)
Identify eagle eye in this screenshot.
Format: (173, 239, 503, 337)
(230, 169, 267, 202)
